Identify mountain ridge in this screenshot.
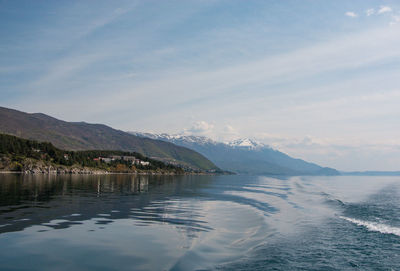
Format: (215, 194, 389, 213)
(0, 107, 219, 171)
(131, 132, 339, 176)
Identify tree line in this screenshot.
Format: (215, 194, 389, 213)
(0, 133, 184, 172)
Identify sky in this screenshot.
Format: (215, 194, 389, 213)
(1, 0, 400, 171)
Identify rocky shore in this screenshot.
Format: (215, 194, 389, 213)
(0, 164, 203, 176)
(0, 156, 226, 175)
(21, 166, 109, 175)
(0, 157, 172, 175)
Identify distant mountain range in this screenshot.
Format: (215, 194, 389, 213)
(342, 171, 400, 176)
(131, 133, 339, 176)
(0, 106, 340, 175)
(0, 107, 219, 171)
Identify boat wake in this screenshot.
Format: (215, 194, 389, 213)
(340, 216, 400, 237)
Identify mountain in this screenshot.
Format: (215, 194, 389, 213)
(0, 107, 219, 171)
(131, 132, 339, 176)
(0, 133, 185, 174)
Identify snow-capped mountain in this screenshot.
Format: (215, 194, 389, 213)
(130, 132, 217, 145)
(129, 132, 338, 176)
(227, 138, 266, 149)
(132, 132, 266, 150)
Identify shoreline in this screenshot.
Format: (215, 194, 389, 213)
(0, 170, 221, 176)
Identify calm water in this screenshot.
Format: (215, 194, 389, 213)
(0, 174, 400, 270)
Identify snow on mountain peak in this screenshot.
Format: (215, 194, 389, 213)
(131, 132, 218, 145)
(228, 138, 265, 149)
(130, 132, 267, 149)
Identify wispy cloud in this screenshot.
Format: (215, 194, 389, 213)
(345, 11, 358, 18)
(366, 8, 375, 16)
(378, 6, 392, 14)
(17, 23, 400, 124)
(180, 121, 240, 142)
(2, 1, 400, 171)
(390, 15, 400, 25)
(28, 53, 110, 92)
(185, 121, 214, 135)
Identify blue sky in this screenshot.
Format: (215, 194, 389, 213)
(1, 0, 400, 171)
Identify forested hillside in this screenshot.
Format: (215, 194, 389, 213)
(0, 107, 219, 171)
(0, 133, 184, 173)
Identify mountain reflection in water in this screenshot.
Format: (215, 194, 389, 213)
(0, 174, 214, 235)
(0, 174, 400, 270)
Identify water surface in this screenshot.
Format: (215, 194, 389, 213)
(0, 174, 399, 270)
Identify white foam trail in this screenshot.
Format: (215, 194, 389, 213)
(340, 216, 400, 237)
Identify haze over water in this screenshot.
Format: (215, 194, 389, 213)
(0, 174, 399, 270)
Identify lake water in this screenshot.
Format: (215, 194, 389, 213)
(0, 174, 399, 270)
